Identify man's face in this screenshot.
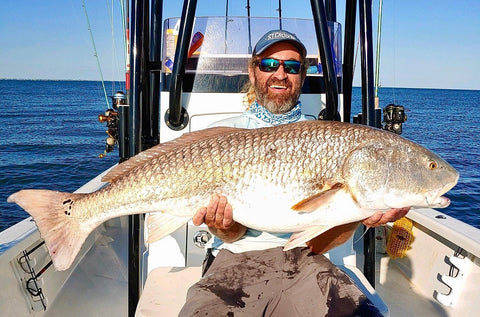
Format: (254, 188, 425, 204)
(249, 42, 306, 114)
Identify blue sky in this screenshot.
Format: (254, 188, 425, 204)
(0, 0, 479, 90)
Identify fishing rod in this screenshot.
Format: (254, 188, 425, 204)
(373, 0, 407, 135)
(81, 0, 110, 110)
(225, 0, 229, 54)
(342, 0, 356, 123)
(246, 0, 252, 54)
(374, 0, 383, 108)
(278, 0, 282, 30)
(311, 0, 339, 121)
(82, 0, 129, 159)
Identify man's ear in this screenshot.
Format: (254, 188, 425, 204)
(248, 65, 255, 85)
(301, 65, 308, 82)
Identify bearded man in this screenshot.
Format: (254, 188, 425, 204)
(180, 29, 409, 316)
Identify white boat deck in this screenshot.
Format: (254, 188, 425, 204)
(377, 255, 451, 316)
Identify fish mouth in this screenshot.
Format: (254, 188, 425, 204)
(424, 180, 457, 208)
(425, 195, 451, 208)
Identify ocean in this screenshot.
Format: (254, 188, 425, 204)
(0, 79, 479, 232)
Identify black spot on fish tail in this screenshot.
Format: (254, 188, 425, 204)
(62, 199, 74, 216)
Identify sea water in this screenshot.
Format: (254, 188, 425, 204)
(0, 80, 479, 232)
(0, 80, 118, 231)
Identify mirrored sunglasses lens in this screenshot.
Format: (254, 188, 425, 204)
(283, 61, 301, 74)
(259, 59, 280, 72)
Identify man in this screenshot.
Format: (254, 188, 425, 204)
(179, 30, 409, 316)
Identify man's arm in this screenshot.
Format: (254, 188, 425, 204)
(192, 194, 247, 243)
(306, 207, 411, 254)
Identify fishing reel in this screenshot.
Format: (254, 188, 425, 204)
(98, 91, 125, 158)
(382, 104, 407, 135)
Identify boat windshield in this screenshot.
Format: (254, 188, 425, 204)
(162, 17, 341, 93)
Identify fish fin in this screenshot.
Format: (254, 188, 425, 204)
(102, 126, 242, 183)
(306, 221, 361, 254)
(7, 189, 93, 271)
(283, 225, 332, 251)
(146, 212, 190, 244)
(291, 183, 346, 212)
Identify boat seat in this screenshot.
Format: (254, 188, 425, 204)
(135, 260, 389, 317)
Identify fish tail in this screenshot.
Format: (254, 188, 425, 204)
(8, 189, 91, 271)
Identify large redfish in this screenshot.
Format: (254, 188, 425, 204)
(8, 120, 458, 271)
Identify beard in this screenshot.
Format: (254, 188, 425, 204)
(253, 75, 302, 114)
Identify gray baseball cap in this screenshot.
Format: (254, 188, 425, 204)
(253, 30, 307, 57)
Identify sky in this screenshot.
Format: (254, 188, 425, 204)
(0, 0, 479, 90)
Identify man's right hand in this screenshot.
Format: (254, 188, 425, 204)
(193, 194, 247, 243)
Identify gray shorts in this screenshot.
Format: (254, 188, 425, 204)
(179, 247, 380, 316)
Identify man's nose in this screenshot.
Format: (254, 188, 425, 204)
(272, 64, 288, 80)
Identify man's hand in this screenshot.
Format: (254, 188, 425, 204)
(193, 194, 247, 243)
(362, 207, 410, 227)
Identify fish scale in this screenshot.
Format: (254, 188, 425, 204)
(7, 120, 458, 270)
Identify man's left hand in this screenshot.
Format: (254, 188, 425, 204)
(362, 207, 410, 227)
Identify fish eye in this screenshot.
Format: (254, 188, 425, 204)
(428, 161, 438, 170)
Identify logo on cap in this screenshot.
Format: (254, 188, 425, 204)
(267, 31, 296, 41)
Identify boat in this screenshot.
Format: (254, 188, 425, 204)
(1, 0, 480, 316)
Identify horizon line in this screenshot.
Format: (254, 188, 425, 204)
(1, 78, 478, 91)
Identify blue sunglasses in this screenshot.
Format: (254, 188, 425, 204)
(258, 58, 302, 74)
